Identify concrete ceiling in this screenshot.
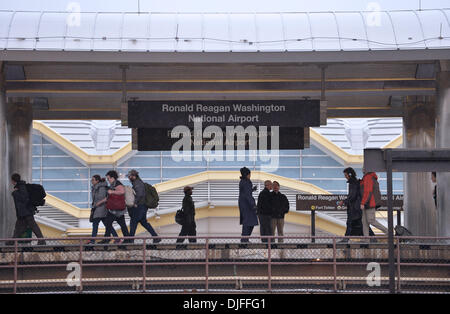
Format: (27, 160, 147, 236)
(3, 60, 438, 120)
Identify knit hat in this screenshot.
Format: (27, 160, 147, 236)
(127, 169, 139, 177)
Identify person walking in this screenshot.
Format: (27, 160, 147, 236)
(99, 170, 130, 244)
(238, 167, 258, 243)
(176, 186, 197, 244)
(257, 180, 273, 243)
(360, 170, 388, 240)
(338, 168, 363, 242)
(9, 173, 46, 245)
(127, 170, 160, 244)
(271, 181, 289, 243)
(89, 175, 118, 244)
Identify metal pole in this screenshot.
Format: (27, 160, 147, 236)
(386, 149, 396, 293)
(205, 237, 209, 292)
(333, 237, 337, 292)
(397, 210, 401, 226)
(311, 209, 316, 243)
(13, 239, 17, 294)
(396, 237, 401, 293)
(79, 238, 83, 293)
(268, 236, 272, 292)
(143, 238, 146, 293)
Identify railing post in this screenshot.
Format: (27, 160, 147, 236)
(268, 236, 272, 292)
(13, 239, 18, 294)
(78, 238, 83, 293)
(396, 237, 401, 293)
(143, 238, 147, 293)
(205, 237, 209, 292)
(333, 237, 337, 292)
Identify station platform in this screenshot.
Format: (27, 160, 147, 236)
(0, 237, 449, 294)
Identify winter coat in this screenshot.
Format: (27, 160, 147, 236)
(182, 194, 196, 225)
(91, 181, 108, 219)
(271, 191, 290, 219)
(344, 177, 362, 221)
(131, 177, 146, 206)
(257, 188, 273, 216)
(238, 178, 258, 226)
(12, 181, 35, 218)
(360, 172, 378, 209)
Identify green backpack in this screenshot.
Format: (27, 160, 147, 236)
(144, 183, 159, 209)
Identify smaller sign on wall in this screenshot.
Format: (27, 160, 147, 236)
(296, 194, 404, 211)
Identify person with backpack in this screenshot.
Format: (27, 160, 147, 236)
(9, 173, 46, 245)
(360, 170, 388, 238)
(238, 167, 258, 243)
(338, 167, 363, 242)
(127, 170, 161, 244)
(176, 186, 197, 244)
(99, 170, 130, 244)
(89, 175, 118, 244)
(271, 181, 289, 243)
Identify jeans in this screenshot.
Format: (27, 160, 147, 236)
(258, 214, 273, 242)
(91, 217, 118, 242)
(104, 211, 130, 238)
(129, 204, 158, 238)
(241, 225, 254, 243)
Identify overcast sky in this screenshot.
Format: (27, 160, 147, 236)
(0, 0, 449, 12)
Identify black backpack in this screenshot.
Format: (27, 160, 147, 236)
(26, 184, 46, 207)
(175, 209, 185, 225)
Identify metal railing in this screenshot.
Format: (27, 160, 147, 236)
(0, 235, 449, 294)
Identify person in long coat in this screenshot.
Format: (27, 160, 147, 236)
(238, 167, 258, 243)
(338, 167, 363, 242)
(176, 186, 197, 244)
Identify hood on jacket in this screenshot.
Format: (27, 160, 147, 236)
(93, 180, 108, 190)
(14, 180, 26, 188)
(364, 172, 378, 180)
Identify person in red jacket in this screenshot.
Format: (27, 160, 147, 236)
(360, 171, 388, 238)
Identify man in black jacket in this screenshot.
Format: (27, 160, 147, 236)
(271, 181, 290, 243)
(257, 180, 273, 243)
(9, 173, 46, 245)
(177, 186, 197, 243)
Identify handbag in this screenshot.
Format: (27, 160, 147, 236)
(175, 208, 185, 225)
(106, 193, 126, 211)
(89, 207, 96, 223)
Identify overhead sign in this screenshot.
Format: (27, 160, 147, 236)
(135, 127, 310, 151)
(128, 99, 321, 129)
(296, 194, 404, 211)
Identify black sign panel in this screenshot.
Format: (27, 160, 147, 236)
(128, 100, 321, 129)
(136, 127, 308, 151)
(296, 194, 404, 211)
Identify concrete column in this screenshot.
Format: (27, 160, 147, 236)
(6, 98, 33, 182)
(403, 96, 437, 236)
(436, 61, 450, 237)
(0, 63, 14, 239)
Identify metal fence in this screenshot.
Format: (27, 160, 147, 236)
(0, 235, 449, 294)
